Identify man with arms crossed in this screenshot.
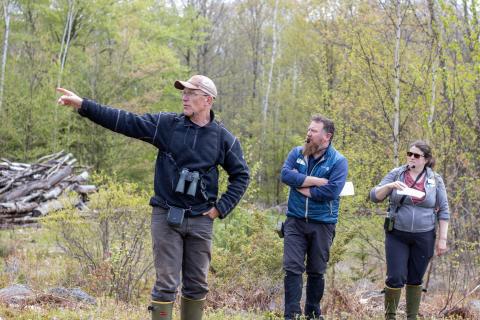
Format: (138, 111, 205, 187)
(280, 115, 348, 320)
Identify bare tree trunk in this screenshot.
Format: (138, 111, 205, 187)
(262, 0, 279, 135)
(427, 0, 442, 141)
(0, 0, 11, 114)
(392, 0, 402, 166)
(57, 0, 75, 88)
(245, 3, 265, 100)
(428, 59, 438, 134)
(54, 0, 75, 150)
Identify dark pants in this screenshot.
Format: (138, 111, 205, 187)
(283, 217, 336, 319)
(151, 207, 213, 302)
(385, 229, 435, 288)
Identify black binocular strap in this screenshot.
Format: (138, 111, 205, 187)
(161, 114, 224, 167)
(394, 168, 426, 215)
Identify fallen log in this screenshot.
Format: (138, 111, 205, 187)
(42, 182, 72, 201)
(68, 171, 89, 184)
(0, 166, 72, 202)
(74, 185, 97, 194)
(0, 152, 97, 227)
(32, 200, 63, 217)
(0, 212, 31, 219)
(11, 216, 40, 224)
(0, 202, 38, 214)
(18, 191, 43, 203)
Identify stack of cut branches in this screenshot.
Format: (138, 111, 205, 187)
(0, 151, 96, 227)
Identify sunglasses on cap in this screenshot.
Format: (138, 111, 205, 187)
(406, 151, 424, 159)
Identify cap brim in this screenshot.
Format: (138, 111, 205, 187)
(174, 80, 198, 90)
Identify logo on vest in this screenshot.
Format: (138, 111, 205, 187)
(296, 158, 306, 166)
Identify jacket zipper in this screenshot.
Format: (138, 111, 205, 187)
(304, 155, 324, 221)
(192, 128, 198, 149)
(411, 174, 428, 231)
(411, 206, 415, 231)
(305, 198, 309, 221)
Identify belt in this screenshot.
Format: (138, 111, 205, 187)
(153, 205, 202, 217)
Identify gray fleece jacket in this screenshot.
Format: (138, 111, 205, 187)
(370, 165, 450, 233)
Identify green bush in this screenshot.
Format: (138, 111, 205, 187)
(43, 175, 153, 302)
(210, 206, 283, 311)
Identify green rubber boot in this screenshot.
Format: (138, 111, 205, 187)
(148, 301, 173, 320)
(406, 285, 422, 320)
(384, 286, 401, 320)
(181, 296, 205, 320)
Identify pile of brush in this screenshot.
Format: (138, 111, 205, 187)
(0, 151, 96, 227)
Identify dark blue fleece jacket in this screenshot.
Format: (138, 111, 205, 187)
(78, 99, 250, 218)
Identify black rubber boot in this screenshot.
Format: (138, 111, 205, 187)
(148, 301, 173, 320)
(180, 296, 205, 320)
(384, 286, 401, 320)
(284, 271, 303, 320)
(406, 285, 422, 320)
(304, 273, 325, 319)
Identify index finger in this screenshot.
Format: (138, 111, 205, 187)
(56, 87, 74, 95)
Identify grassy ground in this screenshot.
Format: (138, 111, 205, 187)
(0, 223, 374, 320)
(0, 225, 274, 320)
(0, 217, 477, 320)
(0, 302, 274, 320)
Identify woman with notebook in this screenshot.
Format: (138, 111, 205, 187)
(370, 140, 450, 320)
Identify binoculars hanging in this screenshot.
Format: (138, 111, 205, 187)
(175, 168, 200, 196)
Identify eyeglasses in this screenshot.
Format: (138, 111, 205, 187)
(181, 90, 208, 97)
(406, 151, 424, 159)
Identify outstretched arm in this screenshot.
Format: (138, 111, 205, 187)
(56, 88, 164, 146)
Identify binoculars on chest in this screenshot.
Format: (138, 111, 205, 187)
(175, 168, 200, 196)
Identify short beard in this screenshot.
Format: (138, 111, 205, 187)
(303, 142, 323, 157)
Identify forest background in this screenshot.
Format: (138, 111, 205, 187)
(0, 0, 479, 319)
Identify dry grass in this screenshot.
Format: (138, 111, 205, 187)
(1, 222, 479, 319)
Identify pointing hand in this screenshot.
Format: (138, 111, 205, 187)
(56, 87, 83, 110)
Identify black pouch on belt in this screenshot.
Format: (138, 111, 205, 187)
(384, 216, 395, 232)
(275, 221, 285, 238)
(167, 206, 185, 227)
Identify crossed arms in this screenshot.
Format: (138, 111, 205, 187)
(280, 148, 348, 201)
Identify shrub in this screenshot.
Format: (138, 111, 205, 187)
(209, 206, 284, 311)
(43, 175, 153, 302)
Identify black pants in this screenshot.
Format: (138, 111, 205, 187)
(283, 217, 335, 319)
(385, 229, 435, 288)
